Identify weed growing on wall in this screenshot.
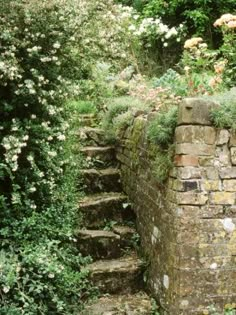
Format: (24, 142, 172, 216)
(147, 106, 178, 183)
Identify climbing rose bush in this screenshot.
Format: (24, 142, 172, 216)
(0, 0, 93, 314)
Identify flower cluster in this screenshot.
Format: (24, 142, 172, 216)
(214, 14, 236, 29)
(132, 17, 183, 48)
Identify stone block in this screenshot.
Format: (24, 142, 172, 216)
(220, 168, 236, 179)
(210, 192, 235, 205)
(230, 131, 236, 147)
(178, 98, 218, 126)
(201, 180, 221, 191)
(231, 147, 236, 165)
(177, 167, 202, 179)
(174, 155, 199, 167)
(175, 125, 216, 144)
(223, 180, 236, 192)
(205, 167, 219, 180)
(176, 192, 208, 205)
(216, 129, 230, 145)
(175, 143, 214, 156)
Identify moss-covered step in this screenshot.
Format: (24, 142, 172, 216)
(86, 254, 144, 294)
(78, 114, 98, 127)
(81, 168, 122, 193)
(75, 226, 136, 259)
(78, 192, 129, 228)
(82, 292, 152, 315)
(78, 127, 107, 146)
(80, 146, 116, 165)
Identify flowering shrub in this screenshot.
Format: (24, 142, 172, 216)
(0, 0, 94, 313)
(214, 14, 236, 87)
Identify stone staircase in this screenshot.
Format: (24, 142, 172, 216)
(77, 114, 152, 315)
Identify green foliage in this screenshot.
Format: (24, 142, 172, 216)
(67, 100, 97, 115)
(147, 106, 178, 183)
(209, 88, 236, 130)
(0, 1, 94, 313)
(142, 0, 236, 44)
(101, 96, 145, 141)
(151, 298, 160, 315)
(147, 106, 178, 148)
(153, 69, 187, 96)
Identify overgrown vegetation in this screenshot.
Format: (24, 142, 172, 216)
(0, 1, 95, 313)
(0, 0, 235, 313)
(147, 106, 178, 183)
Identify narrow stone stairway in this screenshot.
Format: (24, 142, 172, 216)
(77, 114, 152, 315)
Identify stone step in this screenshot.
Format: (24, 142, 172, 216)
(82, 292, 153, 315)
(86, 254, 144, 294)
(75, 226, 137, 259)
(76, 229, 121, 259)
(80, 146, 116, 167)
(79, 114, 97, 127)
(78, 127, 107, 146)
(79, 193, 132, 228)
(81, 168, 122, 193)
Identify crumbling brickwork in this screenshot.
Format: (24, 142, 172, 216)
(116, 98, 236, 314)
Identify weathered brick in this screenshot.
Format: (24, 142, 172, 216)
(216, 129, 230, 145)
(230, 131, 236, 147)
(220, 167, 236, 179)
(177, 167, 202, 179)
(174, 155, 199, 167)
(175, 125, 216, 145)
(201, 180, 221, 191)
(230, 147, 236, 165)
(210, 192, 235, 205)
(175, 143, 214, 156)
(223, 180, 236, 192)
(176, 192, 208, 205)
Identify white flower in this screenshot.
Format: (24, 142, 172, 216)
(48, 151, 57, 158)
(48, 273, 55, 279)
(29, 187, 36, 193)
(57, 134, 66, 141)
(12, 155, 18, 162)
(53, 42, 61, 49)
(3, 286, 10, 293)
(31, 114, 36, 119)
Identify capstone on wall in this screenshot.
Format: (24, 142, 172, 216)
(116, 98, 236, 315)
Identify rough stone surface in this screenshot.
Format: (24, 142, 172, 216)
(116, 98, 236, 314)
(79, 192, 129, 228)
(86, 255, 144, 294)
(178, 98, 218, 126)
(81, 168, 121, 193)
(81, 293, 152, 315)
(76, 229, 122, 259)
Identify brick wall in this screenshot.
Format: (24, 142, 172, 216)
(116, 98, 236, 314)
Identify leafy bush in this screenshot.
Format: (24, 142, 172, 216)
(147, 106, 178, 148)
(0, 0, 94, 313)
(142, 0, 236, 45)
(209, 88, 236, 130)
(147, 106, 178, 183)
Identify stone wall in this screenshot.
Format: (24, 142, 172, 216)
(116, 98, 236, 314)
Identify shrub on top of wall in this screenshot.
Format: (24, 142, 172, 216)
(0, 0, 94, 313)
